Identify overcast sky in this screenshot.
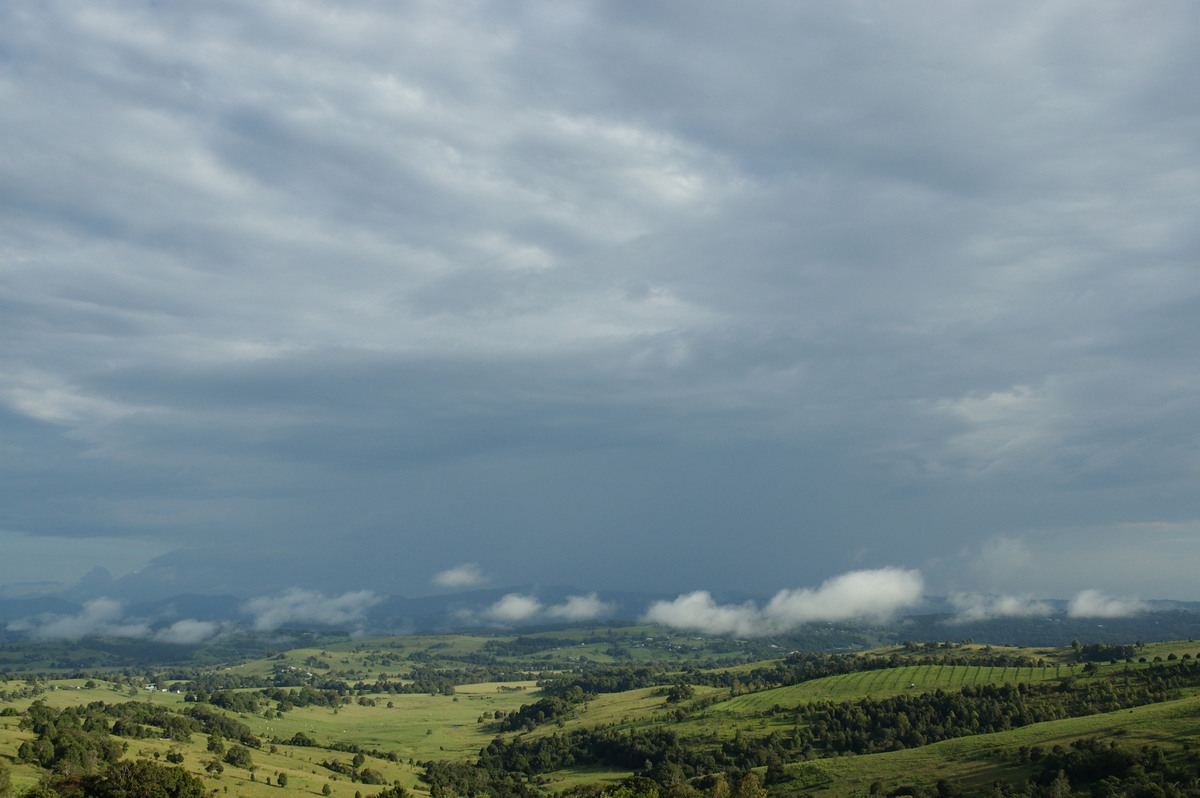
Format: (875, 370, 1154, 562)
(2, 1, 1199, 607)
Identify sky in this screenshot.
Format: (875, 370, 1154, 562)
(2, 1, 1200, 616)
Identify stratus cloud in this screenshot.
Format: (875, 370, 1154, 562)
(546, 593, 614, 622)
(17, 598, 150, 641)
(433, 563, 487, 589)
(1067, 589, 1149, 618)
(644, 568, 924, 637)
(948, 593, 1054, 622)
(483, 593, 614, 624)
(641, 592, 761, 637)
(153, 619, 224, 645)
(485, 593, 544, 623)
(763, 568, 925, 628)
(242, 589, 381, 632)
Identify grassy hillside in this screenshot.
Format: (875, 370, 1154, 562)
(783, 692, 1200, 797)
(3, 633, 1200, 798)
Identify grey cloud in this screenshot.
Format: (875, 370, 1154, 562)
(11, 598, 149, 641)
(2, 1, 1199, 600)
(242, 589, 382, 632)
(8, 600, 224, 643)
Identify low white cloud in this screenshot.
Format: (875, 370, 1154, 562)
(546, 593, 614, 622)
(153, 619, 224, 645)
(763, 568, 925, 628)
(641, 591, 761, 637)
(481, 592, 613, 624)
(22, 598, 150, 641)
(643, 568, 924, 637)
(948, 592, 1054, 622)
(5, 598, 226, 643)
(1067, 589, 1148, 618)
(433, 563, 488, 589)
(485, 593, 543, 622)
(242, 588, 381, 631)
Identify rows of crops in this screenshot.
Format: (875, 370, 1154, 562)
(714, 664, 1071, 715)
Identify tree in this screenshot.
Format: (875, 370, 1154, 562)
(764, 755, 788, 786)
(224, 745, 253, 769)
(16, 785, 58, 798)
(277, 773, 288, 788)
(323, 784, 333, 796)
(83, 759, 205, 798)
(731, 773, 766, 798)
(370, 788, 409, 798)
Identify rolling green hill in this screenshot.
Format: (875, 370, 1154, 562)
(3, 632, 1200, 798)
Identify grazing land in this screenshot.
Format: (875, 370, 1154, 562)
(3, 628, 1200, 798)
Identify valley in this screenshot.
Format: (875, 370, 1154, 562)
(3, 628, 1200, 797)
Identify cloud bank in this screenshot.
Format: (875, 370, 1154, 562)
(19, 598, 150, 641)
(1067, 589, 1148, 618)
(153, 619, 225, 645)
(433, 563, 487, 589)
(6, 597, 224, 644)
(482, 592, 614, 624)
(643, 568, 925, 636)
(641, 592, 762, 638)
(547, 593, 614, 622)
(947, 593, 1054, 622)
(241, 588, 382, 631)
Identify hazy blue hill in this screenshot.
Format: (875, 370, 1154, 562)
(0, 595, 79, 621)
(900, 610, 1200, 647)
(126, 593, 246, 622)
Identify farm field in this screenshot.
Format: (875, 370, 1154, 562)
(783, 692, 1200, 797)
(4, 631, 1200, 798)
(712, 663, 1070, 714)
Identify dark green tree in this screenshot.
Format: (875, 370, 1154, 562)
(223, 745, 253, 769)
(82, 759, 205, 798)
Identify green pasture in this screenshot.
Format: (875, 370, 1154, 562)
(226, 635, 497, 682)
(0, 728, 424, 798)
(227, 681, 541, 760)
(0, 695, 420, 798)
(709, 664, 1068, 717)
(1130, 641, 1200, 661)
(781, 693, 1200, 797)
(521, 686, 683, 737)
(0, 680, 187, 711)
(7, 637, 1200, 798)
(0, 677, 542, 797)
(868, 643, 1067, 662)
